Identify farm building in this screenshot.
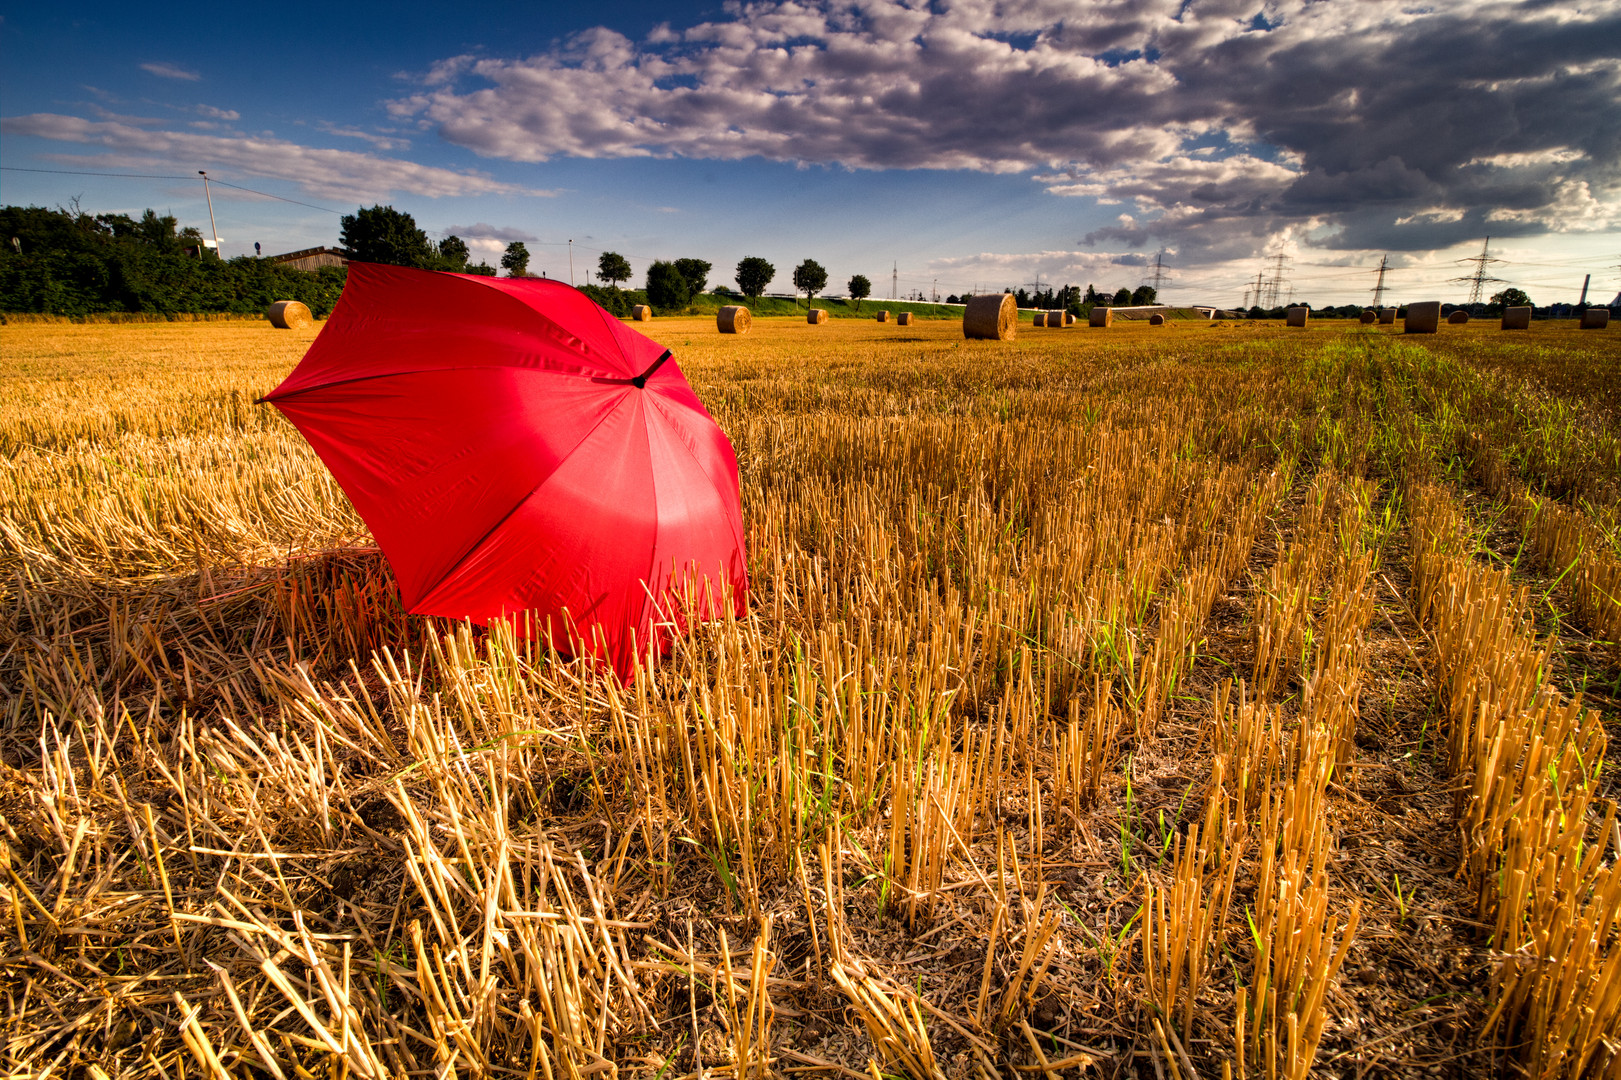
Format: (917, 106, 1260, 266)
(265, 246, 349, 272)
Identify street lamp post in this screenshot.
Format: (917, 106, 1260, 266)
(198, 171, 221, 258)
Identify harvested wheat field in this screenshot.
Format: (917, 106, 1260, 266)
(4, 315, 1621, 1079)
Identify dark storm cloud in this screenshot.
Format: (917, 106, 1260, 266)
(393, 0, 1621, 258)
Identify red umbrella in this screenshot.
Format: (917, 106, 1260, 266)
(263, 263, 748, 677)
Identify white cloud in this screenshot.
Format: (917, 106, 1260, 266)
(140, 62, 200, 81)
(390, 0, 1621, 258)
(0, 113, 552, 202)
(1466, 148, 1586, 169)
(1394, 208, 1466, 227)
(316, 121, 411, 152)
(442, 222, 539, 242)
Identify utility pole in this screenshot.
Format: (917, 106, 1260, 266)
(197, 171, 220, 258)
(1371, 255, 1389, 308)
(568, 240, 574, 287)
(1454, 236, 1506, 306)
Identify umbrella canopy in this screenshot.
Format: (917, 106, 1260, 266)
(263, 263, 748, 677)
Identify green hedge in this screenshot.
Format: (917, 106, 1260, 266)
(1, 204, 346, 317)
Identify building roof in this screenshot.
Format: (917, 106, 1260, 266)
(265, 246, 348, 264)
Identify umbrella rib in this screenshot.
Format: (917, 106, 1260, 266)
(259, 364, 618, 403)
(411, 389, 639, 609)
(639, 393, 660, 668)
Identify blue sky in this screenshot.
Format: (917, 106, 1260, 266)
(4, 1, 1619, 306)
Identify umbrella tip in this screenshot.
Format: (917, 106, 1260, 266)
(631, 349, 673, 389)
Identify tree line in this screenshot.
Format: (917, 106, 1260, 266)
(0, 203, 346, 317)
(1, 199, 1171, 319)
(335, 206, 879, 316)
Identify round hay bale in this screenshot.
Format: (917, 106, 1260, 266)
(1404, 301, 1441, 334)
(1285, 306, 1309, 328)
(896, 311, 914, 326)
(1378, 307, 1397, 325)
(875, 310, 891, 323)
(1064, 312, 1076, 326)
(963, 293, 1016, 340)
(1088, 307, 1113, 328)
(1359, 309, 1377, 324)
(1580, 308, 1610, 330)
(267, 300, 313, 329)
(631, 305, 652, 322)
(1148, 313, 1166, 326)
(717, 306, 751, 334)
(1033, 312, 1047, 327)
(1501, 306, 1531, 330)
(1447, 310, 1470, 324)
(807, 308, 828, 324)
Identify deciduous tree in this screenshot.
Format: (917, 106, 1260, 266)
(792, 259, 828, 307)
(847, 273, 871, 311)
(438, 235, 469, 270)
(674, 258, 711, 296)
(736, 256, 775, 298)
(645, 260, 691, 310)
(597, 251, 632, 291)
(501, 242, 531, 277)
(340, 205, 435, 268)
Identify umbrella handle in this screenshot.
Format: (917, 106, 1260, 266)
(630, 350, 673, 389)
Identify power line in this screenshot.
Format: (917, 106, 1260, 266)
(3, 165, 192, 180)
(0, 165, 345, 216)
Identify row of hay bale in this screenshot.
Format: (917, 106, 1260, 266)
(718, 306, 922, 333)
(1271, 303, 1609, 332)
(691, 297, 1609, 341)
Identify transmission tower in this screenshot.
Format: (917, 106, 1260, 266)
(1146, 249, 1170, 296)
(1263, 252, 1290, 309)
(1452, 236, 1507, 306)
(1371, 255, 1390, 308)
(1246, 269, 1265, 310)
(891, 262, 898, 301)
